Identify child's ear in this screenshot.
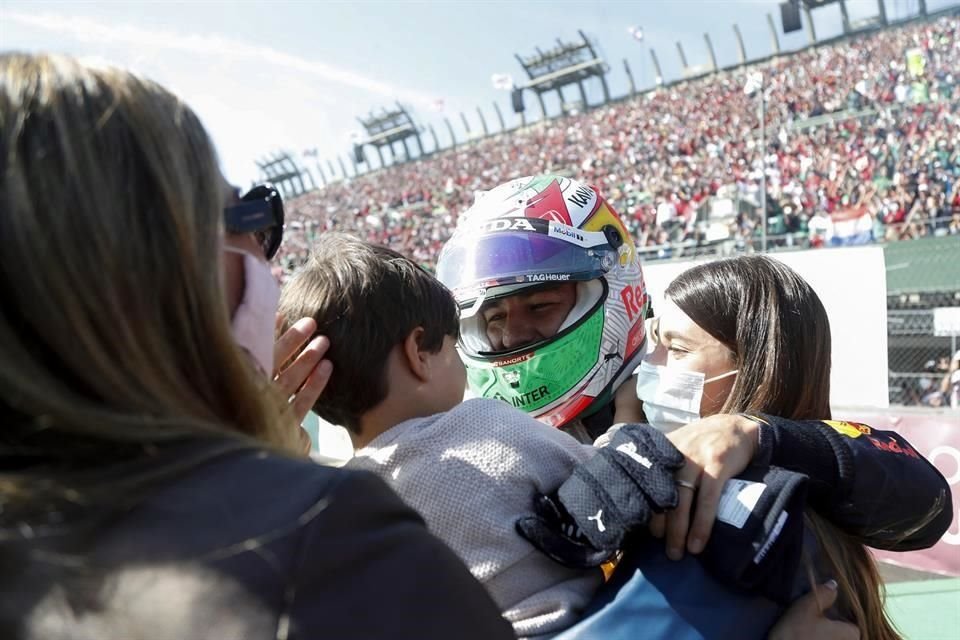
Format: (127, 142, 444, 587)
(401, 327, 431, 383)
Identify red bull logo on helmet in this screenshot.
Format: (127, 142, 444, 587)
(620, 282, 648, 323)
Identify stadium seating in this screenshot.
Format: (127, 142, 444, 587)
(275, 16, 959, 279)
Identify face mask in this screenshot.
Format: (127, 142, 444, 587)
(635, 360, 738, 433)
(225, 247, 279, 376)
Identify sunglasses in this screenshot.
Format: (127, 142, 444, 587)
(224, 184, 285, 260)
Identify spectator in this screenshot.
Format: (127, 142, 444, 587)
(276, 16, 959, 278)
(0, 53, 514, 640)
(942, 350, 960, 408)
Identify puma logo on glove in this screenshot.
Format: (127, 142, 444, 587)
(517, 423, 686, 564)
(515, 493, 615, 569)
(587, 509, 606, 532)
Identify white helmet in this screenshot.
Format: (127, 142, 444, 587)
(436, 175, 650, 427)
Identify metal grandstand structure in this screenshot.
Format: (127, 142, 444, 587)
(257, 0, 947, 186)
(355, 104, 425, 169)
(256, 152, 315, 200)
(788, 0, 889, 41)
(513, 30, 610, 120)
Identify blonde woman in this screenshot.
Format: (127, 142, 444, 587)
(0, 53, 513, 640)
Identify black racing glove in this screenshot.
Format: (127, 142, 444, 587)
(557, 423, 685, 550)
(516, 492, 615, 569)
(518, 423, 685, 562)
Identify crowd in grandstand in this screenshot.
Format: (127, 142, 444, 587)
(274, 15, 960, 278)
(905, 351, 960, 409)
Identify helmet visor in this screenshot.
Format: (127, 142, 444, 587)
(437, 229, 616, 304)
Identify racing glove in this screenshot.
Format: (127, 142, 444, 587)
(515, 492, 616, 569)
(518, 423, 685, 563)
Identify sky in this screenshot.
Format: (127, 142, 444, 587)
(2, 0, 955, 185)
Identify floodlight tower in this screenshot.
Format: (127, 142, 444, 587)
(780, 0, 887, 42)
(512, 30, 610, 119)
(257, 151, 315, 199)
(744, 72, 767, 252)
(355, 103, 425, 168)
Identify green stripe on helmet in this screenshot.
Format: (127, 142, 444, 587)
(465, 305, 605, 414)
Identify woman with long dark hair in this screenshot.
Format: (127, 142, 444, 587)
(560, 255, 910, 640)
(648, 255, 903, 639)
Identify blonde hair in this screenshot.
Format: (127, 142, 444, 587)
(0, 54, 298, 522)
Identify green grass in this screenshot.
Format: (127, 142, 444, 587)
(885, 578, 960, 640)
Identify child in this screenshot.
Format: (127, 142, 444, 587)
(278, 233, 601, 638)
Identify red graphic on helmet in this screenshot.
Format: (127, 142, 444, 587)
(523, 179, 573, 225)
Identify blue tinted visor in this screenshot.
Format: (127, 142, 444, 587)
(436, 230, 616, 305)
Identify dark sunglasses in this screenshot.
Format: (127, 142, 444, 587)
(224, 184, 285, 260)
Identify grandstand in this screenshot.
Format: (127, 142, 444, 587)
(270, 10, 959, 409)
(273, 11, 957, 271)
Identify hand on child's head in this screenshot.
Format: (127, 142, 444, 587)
(273, 315, 334, 427)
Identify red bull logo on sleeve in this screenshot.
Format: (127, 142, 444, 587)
(824, 420, 873, 438)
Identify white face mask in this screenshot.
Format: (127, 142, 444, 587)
(635, 360, 738, 433)
(225, 247, 280, 377)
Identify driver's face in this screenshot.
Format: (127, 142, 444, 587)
(481, 282, 577, 352)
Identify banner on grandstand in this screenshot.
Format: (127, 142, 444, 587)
(933, 307, 960, 337)
(906, 48, 926, 78)
(829, 205, 874, 246)
(491, 73, 514, 91)
(835, 411, 960, 577)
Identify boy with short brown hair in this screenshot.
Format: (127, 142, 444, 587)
(278, 233, 599, 637)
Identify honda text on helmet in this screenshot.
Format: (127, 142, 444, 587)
(436, 174, 650, 427)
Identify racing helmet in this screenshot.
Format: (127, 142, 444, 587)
(436, 174, 650, 427)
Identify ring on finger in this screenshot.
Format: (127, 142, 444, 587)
(675, 479, 698, 491)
